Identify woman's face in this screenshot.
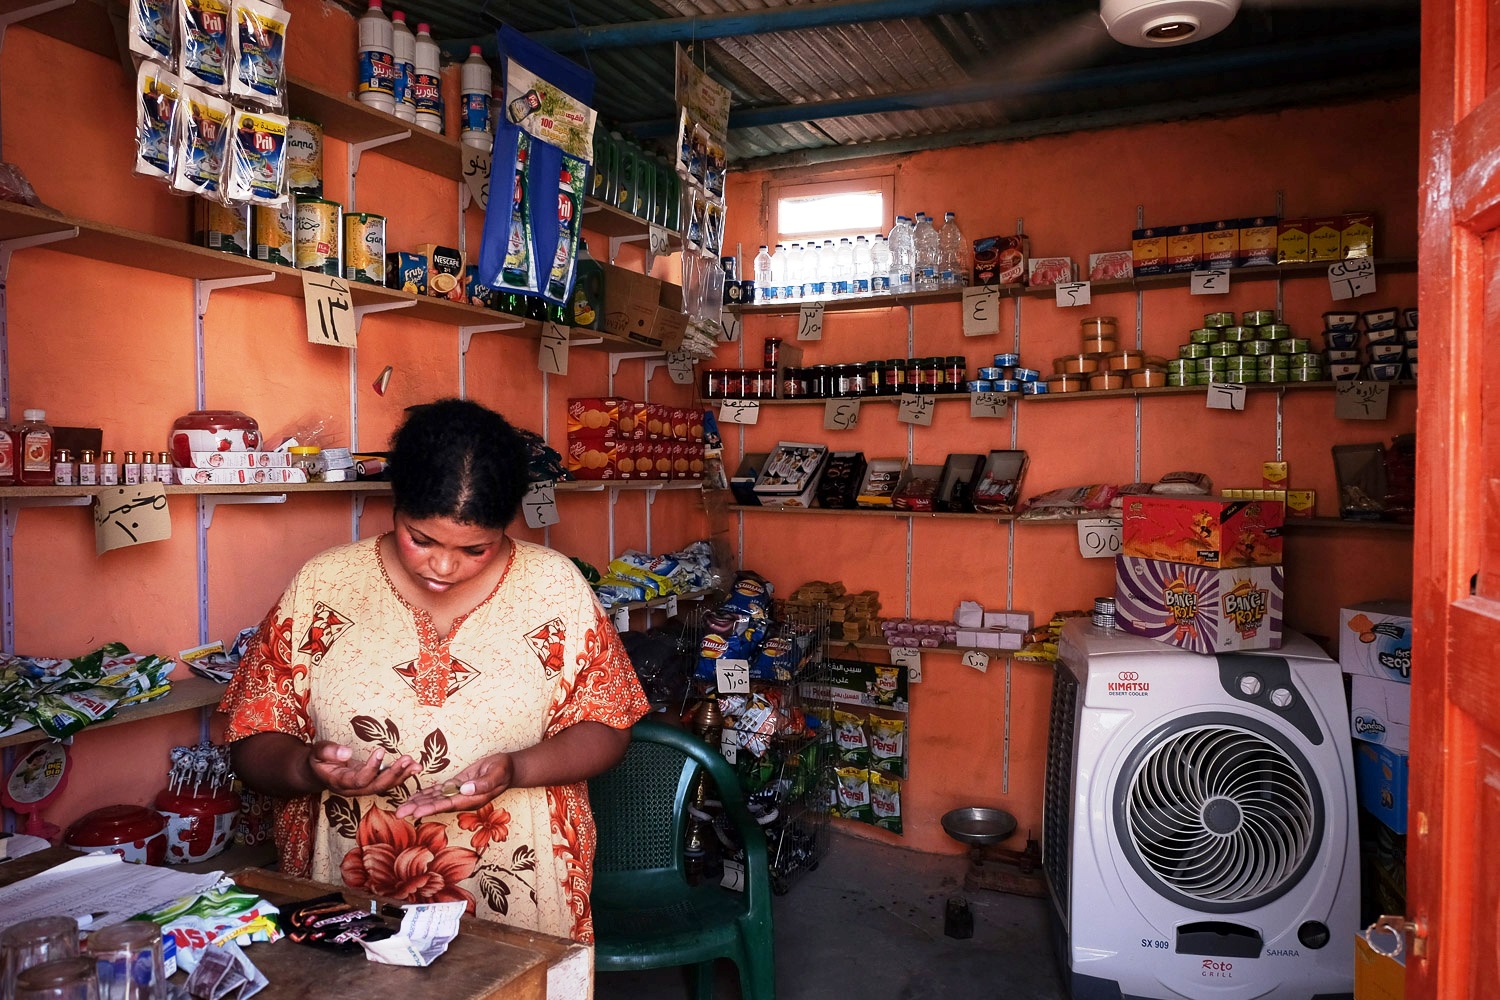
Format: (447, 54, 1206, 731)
(391, 513, 508, 595)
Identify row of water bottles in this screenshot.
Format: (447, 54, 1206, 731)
(751, 212, 970, 303)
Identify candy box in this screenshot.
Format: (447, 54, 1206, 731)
(567, 397, 625, 438)
(1202, 220, 1238, 267)
(817, 451, 866, 508)
(856, 458, 905, 508)
(972, 234, 1029, 285)
(1165, 223, 1203, 272)
(565, 437, 619, 480)
(1131, 226, 1168, 276)
(618, 400, 649, 440)
(1237, 216, 1278, 268)
(1121, 495, 1284, 568)
(1115, 556, 1284, 655)
(1350, 673, 1411, 753)
(1026, 256, 1074, 288)
(647, 441, 672, 480)
(1339, 600, 1412, 683)
(615, 439, 650, 480)
(416, 243, 465, 301)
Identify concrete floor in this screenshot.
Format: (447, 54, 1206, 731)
(595, 829, 1070, 1000)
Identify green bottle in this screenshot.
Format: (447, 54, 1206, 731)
(571, 239, 606, 330)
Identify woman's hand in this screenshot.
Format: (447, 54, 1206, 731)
(307, 741, 420, 797)
(394, 752, 515, 820)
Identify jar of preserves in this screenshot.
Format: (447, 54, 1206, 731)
(847, 364, 868, 396)
(944, 356, 966, 392)
(885, 358, 908, 395)
(781, 367, 807, 398)
(703, 369, 724, 399)
(290, 445, 323, 481)
(862, 360, 884, 396)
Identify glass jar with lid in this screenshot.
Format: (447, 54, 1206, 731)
(862, 360, 884, 396)
(944, 356, 967, 392)
(885, 358, 908, 395)
(290, 446, 323, 481)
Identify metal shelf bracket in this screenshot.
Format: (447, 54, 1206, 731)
(608, 350, 662, 376)
(347, 130, 410, 179)
(202, 492, 287, 529)
(0, 228, 78, 280)
(0, 0, 73, 54)
(459, 321, 525, 356)
(194, 273, 275, 318)
(354, 299, 414, 331)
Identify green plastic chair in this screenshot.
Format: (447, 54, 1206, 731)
(589, 718, 774, 1000)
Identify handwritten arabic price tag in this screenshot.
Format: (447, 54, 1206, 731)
(897, 393, 934, 426)
(720, 731, 739, 764)
(1334, 380, 1391, 420)
(718, 399, 760, 425)
(1190, 268, 1231, 295)
(720, 310, 742, 343)
(460, 146, 490, 212)
(1055, 281, 1091, 307)
(824, 398, 861, 430)
(962, 285, 1001, 336)
(522, 480, 558, 529)
(716, 657, 751, 694)
(797, 303, 824, 341)
(970, 391, 1009, 418)
(537, 321, 569, 376)
(666, 350, 695, 385)
(721, 858, 746, 891)
(648, 225, 672, 257)
(1328, 257, 1376, 300)
(612, 606, 630, 632)
(1076, 517, 1122, 559)
(302, 271, 356, 348)
(94, 484, 171, 555)
(889, 645, 921, 684)
(1206, 381, 1247, 411)
(962, 649, 990, 673)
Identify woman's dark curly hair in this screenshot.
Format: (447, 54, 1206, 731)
(389, 399, 530, 528)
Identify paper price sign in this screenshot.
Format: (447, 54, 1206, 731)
(666, 350, 695, 385)
(962, 285, 1001, 336)
(1328, 257, 1377, 300)
(522, 480, 559, 529)
(715, 657, 751, 694)
(718, 399, 760, 425)
(1055, 281, 1091, 307)
(797, 302, 824, 341)
(824, 398, 861, 430)
(720, 730, 739, 764)
(962, 649, 990, 673)
(301, 271, 355, 348)
(721, 859, 746, 891)
(94, 484, 171, 555)
(897, 393, 935, 426)
(1190, 268, 1231, 295)
(969, 391, 1010, 418)
(720, 310, 742, 343)
(1206, 381, 1247, 411)
(460, 146, 490, 211)
(1334, 380, 1391, 420)
(889, 645, 922, 684)
(1076, 517, 1122, 559)
(537, 321, 570, 376)
(648, 224, 672, 257)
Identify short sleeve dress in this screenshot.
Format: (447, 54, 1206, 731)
(219, 536, 651, 944)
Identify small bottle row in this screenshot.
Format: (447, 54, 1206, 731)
(702, 356, 976, 401)
(51, 450, 174, 488)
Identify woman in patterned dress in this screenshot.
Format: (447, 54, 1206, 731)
(221, 399, 651, 944)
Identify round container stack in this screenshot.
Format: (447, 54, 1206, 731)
(1322, 306, 1417, 382)
(1167, 309, 1325, 386)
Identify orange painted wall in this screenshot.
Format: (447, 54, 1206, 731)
(0, 7, 700, 835)
(721, 96, 1419, 854)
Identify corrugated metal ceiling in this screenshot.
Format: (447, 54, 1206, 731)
(362, 0, 1420, 170)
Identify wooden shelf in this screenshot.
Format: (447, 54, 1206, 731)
(0, 481, 391, 499)
(604, 587, 716, 615)
(1021, 379, 1416, 402)
(825, 636, 1014, 657)
(555, 480, 702, 493)
(729, 504, 1014, 521)
(1285, 517, 1414, 532)
(0, 675, 227, 750)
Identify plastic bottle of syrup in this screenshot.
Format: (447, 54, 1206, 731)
(412, 23, 443, 133)
(17, 409, 53, 486)
(0, 407, 14, 486)
(390, 11, 416, 123)
(356, 0, 395, 115)
(460, 45, 492, 149)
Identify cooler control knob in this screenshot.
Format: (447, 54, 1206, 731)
(1270, 687, 1294, 709)
(1238, 674, 1263, 697)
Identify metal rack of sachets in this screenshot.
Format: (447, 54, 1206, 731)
(689, 594, 833, 895)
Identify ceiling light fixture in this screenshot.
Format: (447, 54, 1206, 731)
(1099, 0, 1241, 47)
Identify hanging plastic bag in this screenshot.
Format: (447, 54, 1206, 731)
(128, 0, 176, 64)
(223, 107, 288, 206)
(135, 61, 180, 180)
(172, 85, 233, 197)
(230, 0, 290, 109)
(178, 0, 231, 93)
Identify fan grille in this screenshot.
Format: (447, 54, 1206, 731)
(1123, 724, 1316, 907)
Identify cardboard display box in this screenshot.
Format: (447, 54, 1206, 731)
(600, 262, 687, 351)
(1339, 600, 1413, 684)
(1121, 494, 1284, 568)
(1350, 673, 1411, 752)
(1115, 556, 1283, 655)
(1354, 739, 1408, 835)
(1353, 933, 1405, 1000)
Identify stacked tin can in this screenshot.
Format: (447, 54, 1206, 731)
(1322, 306, 1415, 382)
(968, 352, 1042, 395)
(1044, 317, 1167, 394)
(1166, 309, 1324, 386)
(1092, 596, 1117, 629)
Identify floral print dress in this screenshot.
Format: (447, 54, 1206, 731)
(219, 536, 650, 943)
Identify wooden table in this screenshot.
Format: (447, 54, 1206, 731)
(0, 848, 585, 1000)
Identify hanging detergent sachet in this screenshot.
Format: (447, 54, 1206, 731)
(129, 0, 176, 64)
(172, 85, 233, 196)
(224, 108, 288, 206)
(499, 132, 537, 292)
(135, 61, 181, 180)
(230, 0, 290, 109)
(543, 154, 587, 305)
(178, 0, 231, 93)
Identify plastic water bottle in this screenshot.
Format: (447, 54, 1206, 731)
(938, 211, 968, 287)
(356, 0, 395, 114)
(459, 46, 491, 149)
(390, 12, 416, 122)
(888, 216, 914, 292)
(869, 234, 892, 294)
(804, 241, 824, 299)
(852, 235, 871, 295)
(832, 238, 853, 297)
(770, 244, 788, 301)
(914, 212, 940, 290)
(818, 240, 837, 299)
(753, 245, 773, 302)
(785, 243, 804, 300)
(412, 22, 442, 133)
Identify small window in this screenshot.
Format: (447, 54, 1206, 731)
(769, 174, 893, 246)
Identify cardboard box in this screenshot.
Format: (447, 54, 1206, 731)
(982, 609, 1033, 631)
(1339, 600, 1413, 683)
(1277, 218, 1311, 263)
(972, 234, 1029, 285)
(856, 457, 905, 508)
(817, 451, 867, 508)
(1165, 223, 1203, 272)
(615, 439, 650, 480)
(1087, 251, 1133, 281)
(970, 449, 1028, 514)
(1354, 740, 1408, 834)
(1308, 217, 1344, 261)
(1285, 489, 1316, 518)
(564, 437, 619, 480)
(567, 397, 625, 439)
(1262, 461, 1289, 490)
(177, 467, 310, 485)
(1353, 933, 1405, 1000)
(646, 441, 672, 480)
(1131, 226, 1168, 276)
(753, 442, 827, 507)
(891, 463, 944, 512)
(730, 452, 768, 506)
(936, 453, 986, 512)
(1026, 256, 1074, 287)
(1237, 216, 1278, 267)
(1121, 495, 1284, 568)
(618, 401, 649, 440)
(600, 262, 686, 351)
(1202, 220, 1238, 267)
(1351, 673, 1411, 752)
(1342, 212, 1376, 260)
(1115, 556, 1283, 655)
(185, 451, 291, 469)
(416, 243, 465, 300)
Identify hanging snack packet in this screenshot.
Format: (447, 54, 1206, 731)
(869, 771, 903, 833)
(135, 62, 181, 180)
(674, 108, 693, 176)
(172, 86, 234, 196)
(705, 139, 726, 199)
(833, 708, 869, 766)
(230, 0, 290, 109)
(179, 0, 231, 92)
(224, 108, 288, 206)
(686, 188, 705, 251)
(128, 0, 176, 64)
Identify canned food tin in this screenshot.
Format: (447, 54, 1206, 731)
(1277, 338, 1313, 355)
(343, 213, 386, 284)
(1258, 322, 1292, 340)
(1203, 311, 1234, 328)
(1219, 325, 1255, 342)
(1189, 327, 1221, 344)
(1208, 342, 1240, 357)
(1108, 350, 1146, 371)
(1256, 354, 1291, 368)
(294, 197, 341, 274)
(1178, 343, 1210, 359)
(1021, 380, 1049, 394)
(1080, 316, 1117, 336)
(1047, 373, 1086, 393)
(1089, 371, 1126, 391)
(978, 366, 1004, 380)
(1082, 335, 1117, 354)
(1243, 310, 1276, 326)
(1054, 353, 1104, 375)
(1196, 357, 1229, 373)
(1259, 368, 1291, 383)
(1240, 340, 1274, 356)
(195, 199, 250, 256)
(1323, 311, 1359, 331)
(1166, 359, 1195, 376)
(993, 353, 1021, 368)
(286, 117, 323, 197)
(1166, 371, 1194, 387)
(993, 379, 1021, 393)
(1329, 362, 1364, 381)
(1131, 368, 1169, 388)
(966, 380, 993, 393)
(1288, 368, 1325, 383)
(1225, 357, 1259, 382)
(1013, 367, 1041, 382)
(253, 199, 295, 266)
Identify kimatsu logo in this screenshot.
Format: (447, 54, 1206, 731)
(1108, 669, 1149, 696)
(1202, 959, 1234, 979)
(1354, 715, 1387, 736)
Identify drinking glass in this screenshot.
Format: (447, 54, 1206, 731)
(1, 917, 80, 1000)
(85, 923, 163, 1000)
(12, 957, 99, 1000)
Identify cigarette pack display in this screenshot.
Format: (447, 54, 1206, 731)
(177, 467, 310, 485)
(1338, 600, 1412, 684)
(185, 451, 291, 469)
(1115, 556, 1284, 655)
(1121, 494, 1284, 568)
